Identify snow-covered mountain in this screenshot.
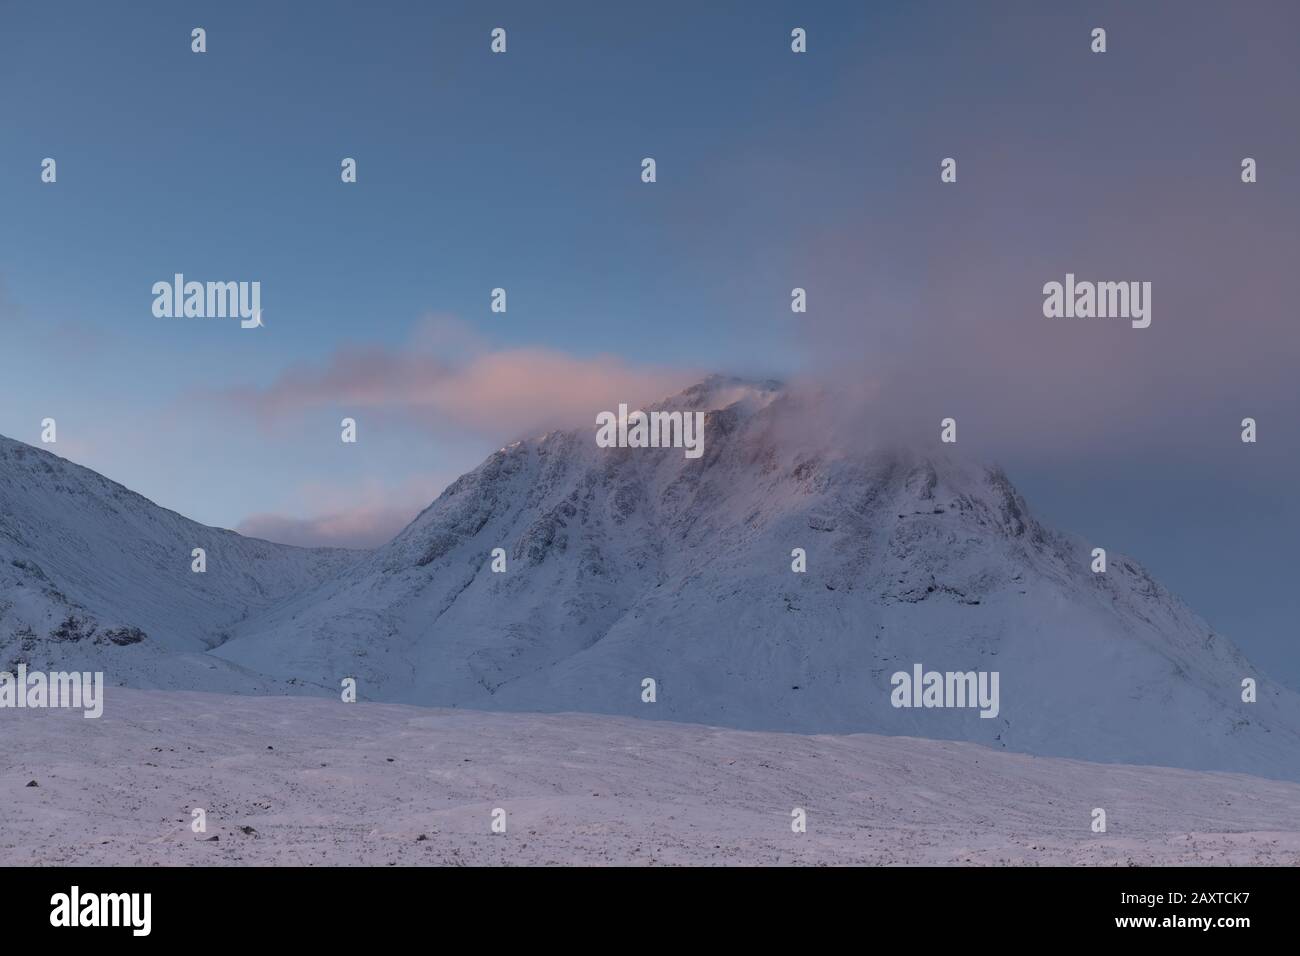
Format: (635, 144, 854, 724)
(4, 378, 1299, 779)
(209, 377, 1300, 780)
(0, 435, 359, 690)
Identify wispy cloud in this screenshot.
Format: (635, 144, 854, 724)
(236, 507, 411, 549)
(218, 315, 699, 441)
(235, 470, 454, 549)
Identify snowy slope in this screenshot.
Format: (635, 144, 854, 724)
(0, 435, 360, 690)
(210, 379, 1300, 780)
(5, 688, 1300, 866)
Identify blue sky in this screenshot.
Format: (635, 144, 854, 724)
(3, 0, 1299, 688)
(0, 0, 857, 523)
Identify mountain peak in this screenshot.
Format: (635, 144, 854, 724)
(656, 374, 785, 412)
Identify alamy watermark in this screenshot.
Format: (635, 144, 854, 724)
(0, 665, 104, 718)
(50, 886, 150, 936)
(152, 274, 263, 328)
(890, 663, 1000, 719)
(1042, 273, 1151, 328)
(595, 404, 705, 459)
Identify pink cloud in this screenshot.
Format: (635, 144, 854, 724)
(235, 471, 454, 549)
(237, 506, 413, 549)
(222, 316, 699, 441)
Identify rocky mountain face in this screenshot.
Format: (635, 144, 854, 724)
(4, 379, 1299, 778)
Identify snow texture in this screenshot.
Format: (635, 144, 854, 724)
(3, 689, 1298, 866)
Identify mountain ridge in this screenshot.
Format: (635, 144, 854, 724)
(0, 433, 361, 690)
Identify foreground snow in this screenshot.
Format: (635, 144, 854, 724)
(3, 689, 1298, 866)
